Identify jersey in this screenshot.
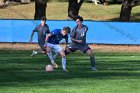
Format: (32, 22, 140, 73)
(33, 24, 50, 45)
(70, 25, 88, 45)
(47, 29, 68, 44)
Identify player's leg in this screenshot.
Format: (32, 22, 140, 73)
(31, 42, 45, 57)
(59, 50, 68, 72)
(46, 43, 58, 68)
(54, 45, 68, 71)
(64, 44, 77, 55)
(79, 45, 96, 70)
(53, 52, 59, 60)
(86, 49, 96, 71)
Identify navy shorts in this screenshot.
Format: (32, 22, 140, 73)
(68, 43, 91, 53)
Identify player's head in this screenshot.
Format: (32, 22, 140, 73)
(62, 27, 71, 36)
(41, 17, 46, 26)
(74, 16, 83, 26)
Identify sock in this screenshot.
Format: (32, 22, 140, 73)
(90, 56, 96, 68)
(47, 52, 55, 64)
(53, 52, 59, 59)
(62, 57, 66, 70)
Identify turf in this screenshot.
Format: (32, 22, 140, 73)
(0, 50, 140, 93)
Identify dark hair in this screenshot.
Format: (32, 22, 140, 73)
(63, 26, 71, 34)
(41, 17, 47, 21)
(74, 16, 83, 22)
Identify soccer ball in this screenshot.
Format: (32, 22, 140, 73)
(45, 64, 54, 72)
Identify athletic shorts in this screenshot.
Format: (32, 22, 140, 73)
(68, 43, 91, 53)
(46, 43, 63, 53)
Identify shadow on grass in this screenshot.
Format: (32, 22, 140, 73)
(0, 50, 140, 87)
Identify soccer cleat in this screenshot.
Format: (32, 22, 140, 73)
(91, 67, 97, 71)
(52, 62, 58, 68)
(31, 50, 37, 57)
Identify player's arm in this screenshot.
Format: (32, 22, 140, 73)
(29, 30, 35, 43)
(70, 27, 82, 43)
(65, 37, 68, 45)
(71, 37, 82, 43)
(29, 26, 38, 43)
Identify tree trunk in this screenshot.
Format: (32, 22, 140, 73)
(119, 0, 134, 22)
(68, 0, 84, 20)
(34, 0, 47, 20)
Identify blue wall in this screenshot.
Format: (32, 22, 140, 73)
(0, 20, 140, 45)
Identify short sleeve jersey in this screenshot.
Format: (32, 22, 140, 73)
(47, 29, 68, 44)
(70, 25, 88, 45)
(33, 24, 50, 43)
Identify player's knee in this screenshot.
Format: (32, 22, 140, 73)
(46, 47, 51, 53)
(87, 49, 93, 56)
(89, 52, 93, 57)
(61, 53, 66, 58)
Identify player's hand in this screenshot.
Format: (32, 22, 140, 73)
(77, 40, 82, 43)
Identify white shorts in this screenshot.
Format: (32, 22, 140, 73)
(46, 43, 63, 53)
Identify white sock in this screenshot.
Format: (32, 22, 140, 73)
(47, 52, 55, 64)
(62, 57, 66, 70)
(53, 52, 59, 59)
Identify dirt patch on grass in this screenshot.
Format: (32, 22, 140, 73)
(0, 43, 140, 53)
(89, 44, 140, 53)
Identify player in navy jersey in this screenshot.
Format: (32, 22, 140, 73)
(64, 16, 97, 71)
(44, 27, 71, 71)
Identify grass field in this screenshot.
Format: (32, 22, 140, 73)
(0, 2, 140, 21)
(0, 49, 140, 93)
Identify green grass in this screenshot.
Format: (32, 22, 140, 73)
(0, 2, 140, 21)
(0, 50, 140, 93)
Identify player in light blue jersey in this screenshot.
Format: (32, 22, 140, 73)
(44, 27, 71, 71)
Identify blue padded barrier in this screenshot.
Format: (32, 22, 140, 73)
(0, 20, 140, 45)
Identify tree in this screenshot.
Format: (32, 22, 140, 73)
(68, 0, 84, 20)
(34, 0, 47, 20)
(119, 0, 136, 22)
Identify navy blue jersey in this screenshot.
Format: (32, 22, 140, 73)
(33, 24, 50, 44)
(47, 29, 68, 44)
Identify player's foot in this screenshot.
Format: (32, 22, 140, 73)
(31, 50, 37, 57)
(91, 67, 97, 71)
(63, 69, 68, 72)
(52, 62, 58, 68)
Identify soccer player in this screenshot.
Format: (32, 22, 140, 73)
(65, 16, 97, 71)
(44, 27, 71, 71)
(29, 17, 50, 56)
